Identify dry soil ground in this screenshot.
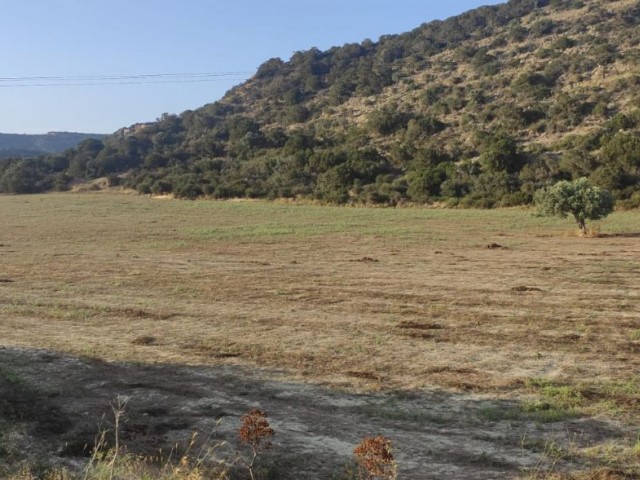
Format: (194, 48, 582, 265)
(0, 193, 639, 479)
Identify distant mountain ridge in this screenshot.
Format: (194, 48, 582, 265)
(1, 0, 640, 206)
(0, 132, 106, 159)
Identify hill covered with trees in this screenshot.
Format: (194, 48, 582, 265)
(0, 132, 105, 159)
(2, 0, 639, 207)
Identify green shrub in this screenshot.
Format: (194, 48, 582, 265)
(534, 177, 615, 233)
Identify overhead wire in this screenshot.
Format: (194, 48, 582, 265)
(0, 71, 254, 88)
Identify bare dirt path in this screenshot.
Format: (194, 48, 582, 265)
(1, 347, 631, 479)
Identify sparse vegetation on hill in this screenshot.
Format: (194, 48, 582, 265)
(2, 0, 640, 207)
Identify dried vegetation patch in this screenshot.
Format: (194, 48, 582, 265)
(0, 193, 639, 478)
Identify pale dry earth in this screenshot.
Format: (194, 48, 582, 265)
(0, 347, 630, 479)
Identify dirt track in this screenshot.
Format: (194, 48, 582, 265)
(1, 347, 631, 479)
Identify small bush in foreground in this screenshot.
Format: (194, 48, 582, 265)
(238, 408, 275, 480)
(353, 436, 397, 480)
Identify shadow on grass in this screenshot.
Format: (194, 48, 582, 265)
(598, 232, 640, 238)
(0, 346, 633, 479)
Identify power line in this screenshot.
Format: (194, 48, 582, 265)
(0, 71, 254, 88)
(0, 71, 253, 81)
(0, 78, 251, 88)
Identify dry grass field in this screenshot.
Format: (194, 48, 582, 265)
(0, 193, 639, 479)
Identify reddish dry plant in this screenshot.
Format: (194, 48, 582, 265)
(354, 435, 397, 480)
(238, 408, 275, 452)
(238, 408, 275, 480)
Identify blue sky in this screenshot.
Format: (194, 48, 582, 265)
(0, 1, 504, 134)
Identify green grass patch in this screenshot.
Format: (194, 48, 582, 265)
(525, 377, 640, 417)
(479, 403, 579, 424)
(3, 194, 639, 249)
(478, 377, 640, 424)
(182, 201, 639, 243)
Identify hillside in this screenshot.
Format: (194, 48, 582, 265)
(1, 0, 639, 206)
(0, 132, 106, 159)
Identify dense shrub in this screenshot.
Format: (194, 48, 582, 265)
(535, 177, 615, 233)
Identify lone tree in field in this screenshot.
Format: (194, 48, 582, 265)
(534, 177, 614, 235)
